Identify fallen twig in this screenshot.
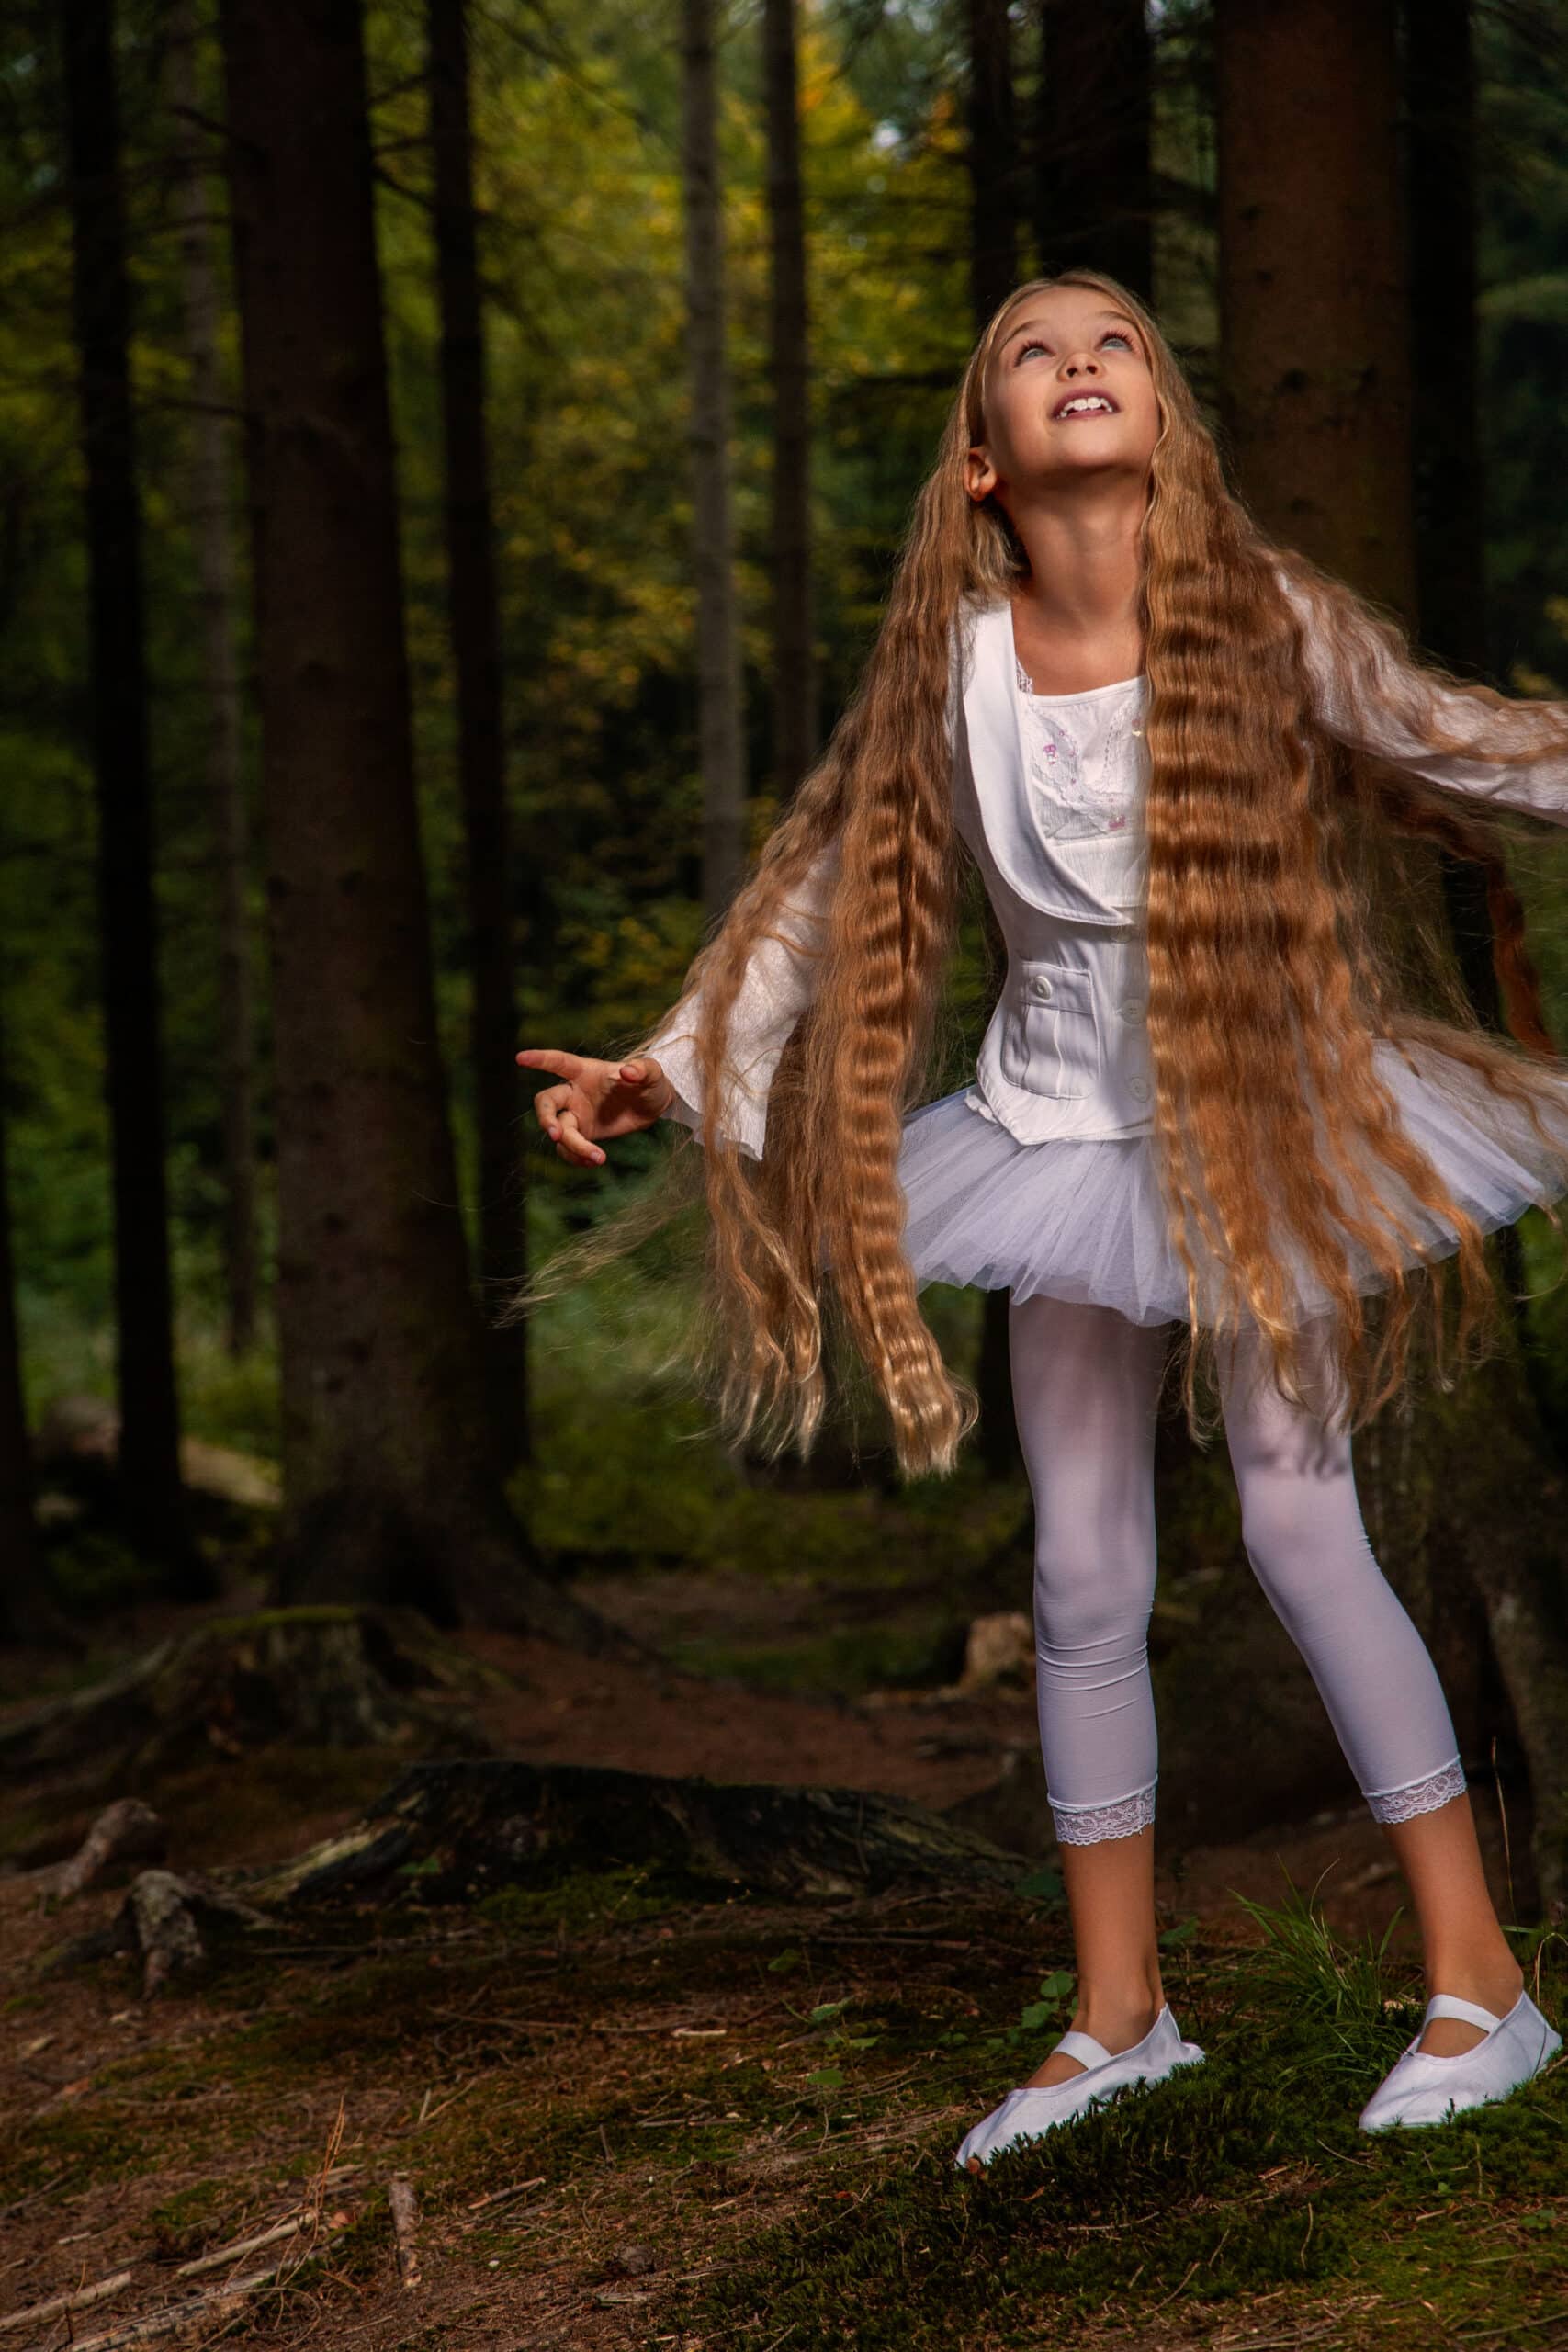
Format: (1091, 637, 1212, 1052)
(173, 2209, 316, 2279)
(62, 2253, 317, 2352)
(0, 2268, 133, 2335)
(1453, 2313, 1568, 2345)
(388, 2175, 421, 2289)
(465, 2175, 547, 2214)
(400, 2077, 473, 2133)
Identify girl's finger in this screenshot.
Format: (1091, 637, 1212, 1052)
(533, 1083, 571, 1136)
(554, 1108, 605, 1167)
(516, 1046, 581, 1078)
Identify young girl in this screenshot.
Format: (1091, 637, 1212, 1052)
(515, 271, 1568, 2171)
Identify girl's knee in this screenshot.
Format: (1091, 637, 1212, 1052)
(1032, 1526, 1156, 1653)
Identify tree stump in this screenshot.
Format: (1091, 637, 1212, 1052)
(0, 1605, 509, 1789)
(242, 1756, 1030, 1909)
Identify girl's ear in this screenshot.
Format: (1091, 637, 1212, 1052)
(964, 444, 998, 504)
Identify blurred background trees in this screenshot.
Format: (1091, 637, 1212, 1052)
(5, 0, 1568, 1881)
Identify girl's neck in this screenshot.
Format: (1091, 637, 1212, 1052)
(1005, 486, 1146, 694)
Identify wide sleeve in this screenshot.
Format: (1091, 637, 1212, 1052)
(643, 833, 842, 1161)
(1280, 568, 1568, 830)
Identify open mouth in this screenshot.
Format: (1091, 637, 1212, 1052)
(1052, 393, 1119, 420)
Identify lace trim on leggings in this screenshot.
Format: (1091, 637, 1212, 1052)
(1049, 1777, 1156, 1846)
(1364, 1754, 1467, 1824)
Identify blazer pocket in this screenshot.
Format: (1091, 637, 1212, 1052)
(998, 958, 1100, 1099)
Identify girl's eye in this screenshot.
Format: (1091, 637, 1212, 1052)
(1016, 329, 1135, 360)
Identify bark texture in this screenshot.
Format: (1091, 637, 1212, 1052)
(427, 0, 527, 1471)
(1406, 0, 1542, 1391)
(681, 0, 747, 921)
(0, 1606, 505, 1788)
(166, 0, 259, 1362)
(62, 0, 196, 1581)
(218, 0, 593, 1633)
(966, 0, 1018, 327)
(1215, 0, 1415, 616)
(763, 0, 817, 800)
(1036, 0, 1152, 299)
(0, 999, 62, 1645)
(245, 1756, 1030, 1909)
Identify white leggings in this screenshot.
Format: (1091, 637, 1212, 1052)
(1009, 1293, 1468, 1846)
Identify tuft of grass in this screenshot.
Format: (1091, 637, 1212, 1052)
(1225, 1863, 1418, 2088)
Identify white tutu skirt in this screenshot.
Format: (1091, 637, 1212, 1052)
(895, 1039, 1568, 1329)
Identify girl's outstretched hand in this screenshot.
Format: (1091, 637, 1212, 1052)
(515, 1048, 677, 1167)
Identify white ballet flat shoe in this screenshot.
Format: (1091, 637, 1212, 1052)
(1358, 1987, 1562, 2134)
(953, 2001, 1206, 2173)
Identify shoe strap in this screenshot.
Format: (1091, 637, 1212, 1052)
(1054, 2029, 1112, 2070)
(1423, 1993, 1503, 2032)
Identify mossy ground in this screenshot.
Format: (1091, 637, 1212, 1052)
(3, 1841, 1563, 2351)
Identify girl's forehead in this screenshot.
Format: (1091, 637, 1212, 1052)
(994, 288, 1135, 347)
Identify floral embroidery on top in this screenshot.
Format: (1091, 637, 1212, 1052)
(1015, 656, 1148, 842)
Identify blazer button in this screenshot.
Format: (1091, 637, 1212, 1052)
(1120, 998, 1146, 1025)
(1030, 975, 1054, 1001)
(1128, 1077, 1151, 1102)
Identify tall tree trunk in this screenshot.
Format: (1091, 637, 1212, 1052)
(0, 997, 67, 1648)
(216, 0, 606, 1645)
(681, 0, 747, 922)
(1215, 0, 1416, 619)
(1035, 0, 1153, 299)
(965, 7, 1022, 1476)
(1407, 0, 1568, 1899)
(763, 0, 816, 801)
(60, 0, 201, 1590)
(1217, 0, 1568, 1906)
(1407, 0, 1532, 1332)
(966, 0, 1018, 327)
(165, 0, 259, 1363)
(426, 0, 527, 1476)
(1406, 1, 1506, 1026)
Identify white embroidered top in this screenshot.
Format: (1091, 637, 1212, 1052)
(961, 658, 1156, 1139)
(1010, 655, 1150, 843)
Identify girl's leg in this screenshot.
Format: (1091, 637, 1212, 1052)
(1007, 1292, 1173, 2093)
(1219, 1321, 1523, 2055)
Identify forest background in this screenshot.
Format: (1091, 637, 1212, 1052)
(2, 0, 1568, 1857)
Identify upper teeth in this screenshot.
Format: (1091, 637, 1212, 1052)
(1060, 396, 1114, 415)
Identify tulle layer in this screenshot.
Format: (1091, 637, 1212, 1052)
(895, 1040, 1568, 1329)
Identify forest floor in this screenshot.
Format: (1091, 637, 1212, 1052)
(3, 1561, 1566, 2352)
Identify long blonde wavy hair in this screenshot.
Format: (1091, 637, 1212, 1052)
(510, 269, 1568, 1478)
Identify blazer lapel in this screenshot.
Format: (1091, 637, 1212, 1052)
(955, 596, 1134, 928)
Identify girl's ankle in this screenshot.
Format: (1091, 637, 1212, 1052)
(1077, 1990, 1165, 2045)
(1422, 1954, 1524, 2004)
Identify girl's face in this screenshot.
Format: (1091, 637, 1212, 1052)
(964, 284, 1160, 514)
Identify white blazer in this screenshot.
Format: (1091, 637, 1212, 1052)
(647, 581, 1568, 1160)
